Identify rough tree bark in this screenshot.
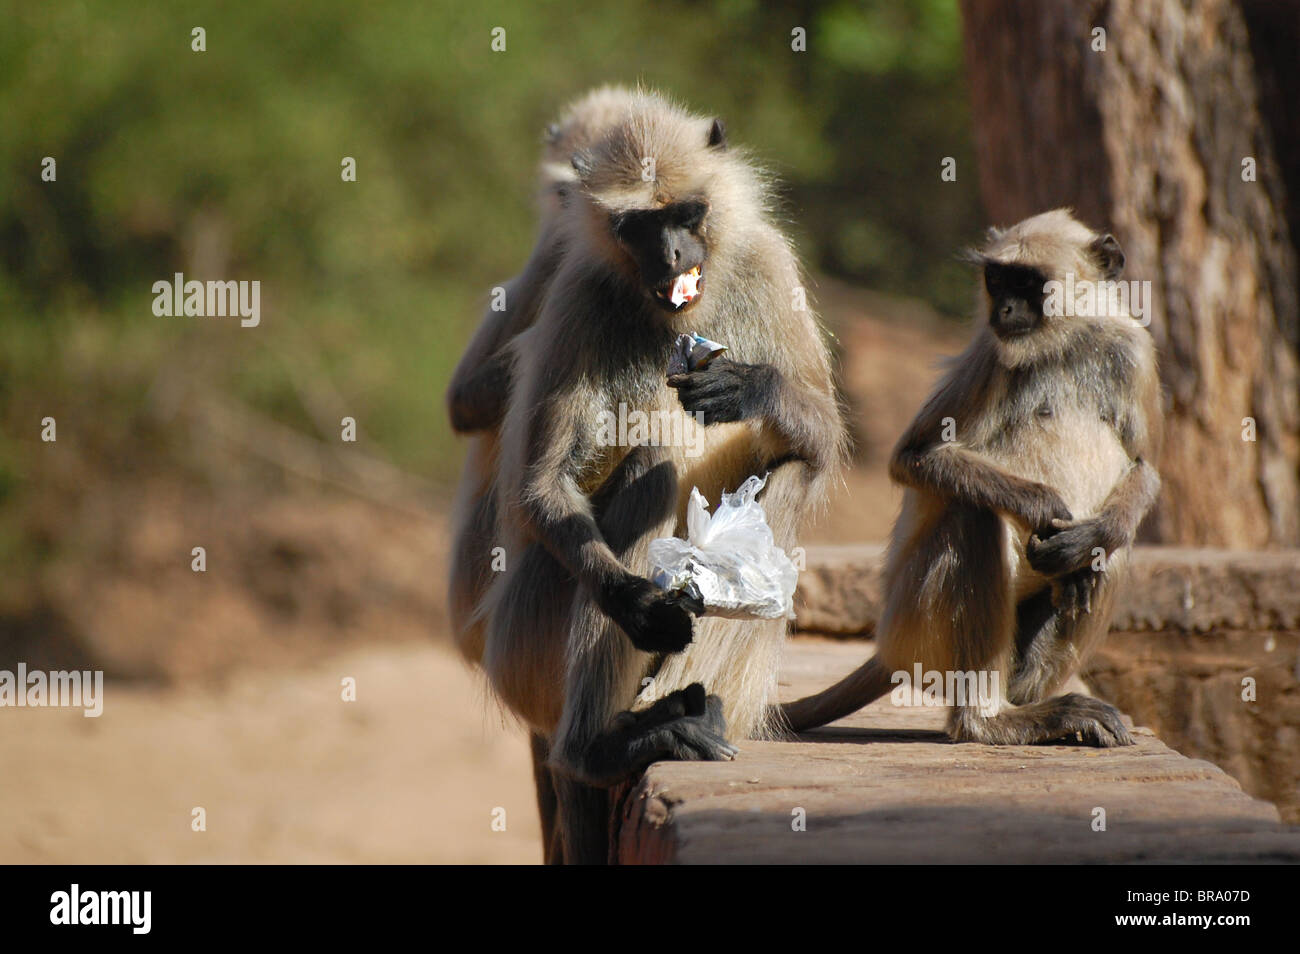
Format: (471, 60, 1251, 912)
(960, 0, 1299, 547)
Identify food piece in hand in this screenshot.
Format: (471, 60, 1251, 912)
(668, 332, 729, 376)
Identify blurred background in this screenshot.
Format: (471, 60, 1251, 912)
(1, 0, 1296, 862)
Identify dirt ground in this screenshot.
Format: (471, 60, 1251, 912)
(0, 643, 543, 864)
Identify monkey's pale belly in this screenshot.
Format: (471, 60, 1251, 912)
(989, 410, 1131, 520)
(988, 410, 1131, 599)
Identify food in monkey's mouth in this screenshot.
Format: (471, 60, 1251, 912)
(656, 265, 703, 309)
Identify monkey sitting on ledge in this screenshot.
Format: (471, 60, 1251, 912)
(782, 209, 1162, 747)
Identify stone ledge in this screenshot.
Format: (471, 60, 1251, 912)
(795, 545, 1300, 636)
(615, 638, 1300, 864)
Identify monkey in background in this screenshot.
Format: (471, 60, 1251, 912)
(480, 90, 848, 863)
(446, 87, 639, 666)
(782, 209, 1161, 747)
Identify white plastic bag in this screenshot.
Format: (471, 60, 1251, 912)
(648, 474, 798, 620)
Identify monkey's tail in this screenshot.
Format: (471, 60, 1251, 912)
(778, 655, 894, 733)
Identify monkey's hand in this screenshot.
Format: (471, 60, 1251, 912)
(1016, 484, 1074, 538)
(668, 358, 775, 425)
(1027, 516, 1118, 577)
(597, 575, 704, 654)
(1047, 566, 1104, 619)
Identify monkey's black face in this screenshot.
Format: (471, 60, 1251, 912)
(985, 263, 1046, 339)
(612, 200, 709, 313)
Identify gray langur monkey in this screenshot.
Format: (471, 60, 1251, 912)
(447, 87, 641, 666)
(479, 89, 848, 863)
(782, 209, 1161, 748)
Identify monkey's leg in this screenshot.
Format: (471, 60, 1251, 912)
(548, 449, 737, 862)
(553, 683, 735, 864)
(935, 511, 1128, 748)
(1008, 573, 1117, 704)
(556, 445, 736, 783)
(952, 574, 1130, 746)
(1003, 570, 1132, 745)
(528, 733, 565, 865)
(552, 776, 611, 864)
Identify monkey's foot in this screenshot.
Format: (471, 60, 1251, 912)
(571, 683, 737, 786)
(950, 693, 1134, 748)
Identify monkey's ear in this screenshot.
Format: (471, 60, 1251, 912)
(571, 150, 595, 179)
(1090, 233, 1125, 280)
(544, 123, 562, 144)
(707, 118, 727, 150)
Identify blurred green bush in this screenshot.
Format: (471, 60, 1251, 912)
(0, 0, 979, 491)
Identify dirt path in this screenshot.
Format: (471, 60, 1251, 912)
(0, 645, 541, 864)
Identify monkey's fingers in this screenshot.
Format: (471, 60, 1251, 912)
(668, 586, 706, 617)
(1028, 523, 1099, 576)
(1050, 576, 1082, 619)
(1080, 572, 1097, 614)
(674, 376, 730, 401)
(669, 721, 738, 762)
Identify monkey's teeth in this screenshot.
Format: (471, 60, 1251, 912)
(669, 266, 703, 307)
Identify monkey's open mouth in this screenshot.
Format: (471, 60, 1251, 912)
(655, 265, 704, 311)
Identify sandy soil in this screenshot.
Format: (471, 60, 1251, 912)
(0, 644, 542, 864)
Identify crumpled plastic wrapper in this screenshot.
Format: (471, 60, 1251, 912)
(649, 474, 798, 620)
(667, 332, 728, 376)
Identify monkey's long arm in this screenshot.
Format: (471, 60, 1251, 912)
(511, 387, 699, 655)
(1095, 458, 1161, 547)
(889, 399, 1072, 532)
(1098, 349, 1163, 545)
(446, 223, 566, 433)
(750, 367, 842, 471)
(668, 360, 840, 470)
(447, 350, 514, 433)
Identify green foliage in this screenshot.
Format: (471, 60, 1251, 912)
(0, 0, 979, 489)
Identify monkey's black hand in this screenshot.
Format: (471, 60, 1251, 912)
(598, 575, 704, 654)
(668, 358, 776, 425)
(1019, 484, 1073, 538)
(1027, 517, 1115, 577)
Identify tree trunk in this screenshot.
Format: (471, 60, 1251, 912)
(960, 0, 1299, 547)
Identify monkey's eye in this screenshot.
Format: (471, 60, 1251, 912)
(611, 210, 660, 246)
(986, 266, 1043, 298)
(1013, 271, 1040, 293)
(678, 201, 708, 232)
(663, 199, 709, 234)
